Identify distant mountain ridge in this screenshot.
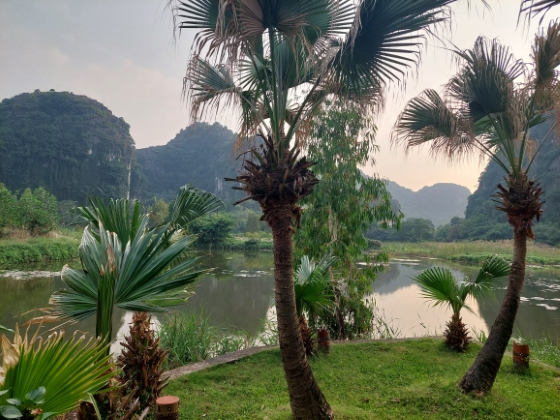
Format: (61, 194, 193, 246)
(385, 181, 471, 226)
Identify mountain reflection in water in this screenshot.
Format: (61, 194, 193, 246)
(1, 253, 558, 345)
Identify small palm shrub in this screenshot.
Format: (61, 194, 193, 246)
(294, 256, 336, 357)
(415, 255, 510, 352)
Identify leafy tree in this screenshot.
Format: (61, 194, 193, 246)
(393, 26, 560, 393)
(148, 198, 170, 227)
(0, 184, 19, 236)
(18, 188, 58, 235)
(295, 103, 401, 339)
(189, 213, 235, 246)
(175, 1, 460, 416)
(415, 256, 510, 352)
(56, 200, 78, 227)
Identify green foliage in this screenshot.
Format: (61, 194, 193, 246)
(159, 312, 253, 369)
(18, 188, 58, 235)
(0, 185, 19, 236)
(33, 212, 207, 348)
(295, 103, 402, 339)
(368, 217, 436, 242)
(189, 213, 235, 245)
(295, 103, 400, 273)
(294, 256, 336, 319)
(0, 238, 78, 268)
(464, 121, 560, 245)
(56, 200, 78, 227)
(0, 90, 140, 203)
(148, 198, 169, 227)
(169, 185, 224, 229)
(0, 331, 114, 417)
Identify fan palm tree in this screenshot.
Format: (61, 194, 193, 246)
(393, 24, 560, 393)
(174, 1, 460, 417)
(415, 255, 510, 352)
(31, 186, 223, 356)
(1, 328, 114, 418)
(294, 255, 336, 356)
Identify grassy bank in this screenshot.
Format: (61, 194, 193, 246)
(382, 241, 560, 266)
(0, 236, 79, 268)
(165, 339, 559, 419)
(196, 234, 273, 251)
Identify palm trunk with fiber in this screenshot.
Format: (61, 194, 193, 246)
(458, 228, 527, 394)
(230, 140, 332, 419)
(267, 202, 333, 419)
(459, 174, 543, 394)
(445, 313, 470, 352)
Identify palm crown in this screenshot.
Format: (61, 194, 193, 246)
(416, 255, 511, 317)
(415, 255, 510, 351)
(393, 24, 560, 181)
(178, 0, 457, 158)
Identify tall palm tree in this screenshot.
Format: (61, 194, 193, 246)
(294, 255, 336, 356)
(393, 24, 560, 393)
(174, 1, 460, 417)
(415, 255, 510, 352)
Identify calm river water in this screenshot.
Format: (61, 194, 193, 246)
(1, 251, 559, 344)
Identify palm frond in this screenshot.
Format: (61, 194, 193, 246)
(521, 0, 560, 22)
(294, 255, 336, 317)
(415, 266, 463, 314)
(30, 218, 207, 343)
(531, 20, 560, 116)
(0, 331, 114, 415)
(169, 185, 224, 229)
(187, 56, 243, 120)
(75, 197, 142, 245)
(447, 37, 525, 122)
(330, 0, 454, 96)
(393, 89, 479, 161)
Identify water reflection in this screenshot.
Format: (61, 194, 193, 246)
(372, 261, 560, 342)
(0, 253, 558, 345)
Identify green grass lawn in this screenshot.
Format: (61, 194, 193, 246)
(164, 339, 560, 419)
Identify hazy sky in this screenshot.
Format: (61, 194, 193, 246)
(1, 1, 556, 192)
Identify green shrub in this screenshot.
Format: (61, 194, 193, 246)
(0, 237, 78, 267)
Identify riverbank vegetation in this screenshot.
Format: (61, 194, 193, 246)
(0, 236, 79, 267)
(381, 241, 560, 266)
(164, 338, 560, 419)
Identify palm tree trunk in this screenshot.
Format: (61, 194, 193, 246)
(458, 227, 527, 394)
(268, 202, 333, 420)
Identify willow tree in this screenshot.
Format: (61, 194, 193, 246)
(174, 1, 460, 417)
(393, 24, 560, 394)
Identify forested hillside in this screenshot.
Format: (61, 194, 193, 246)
(0, 90, 142, 202)
(462, 121, 560, 245)
(385, 181, 471, 226)
(136, 122, 244, 203)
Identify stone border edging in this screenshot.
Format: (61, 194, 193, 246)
(163, 345, 274, 381)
